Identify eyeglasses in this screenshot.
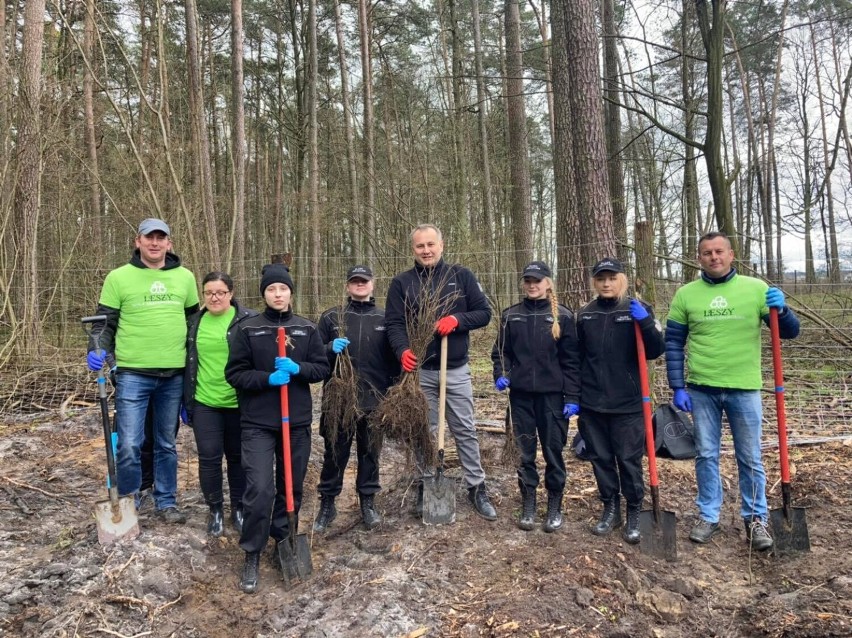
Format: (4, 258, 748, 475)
(203, 290, 231, 299)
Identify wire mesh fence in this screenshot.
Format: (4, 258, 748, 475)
(2, 250, 851, 447)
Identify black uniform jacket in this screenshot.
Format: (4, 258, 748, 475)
(491, 298, 581, 402)
(317, 298, 400, 413)
(225, 307, 329, 430)
(183, 299, 258, 421)
(576, 297, 664, 414)
(385, 259, 491, 370)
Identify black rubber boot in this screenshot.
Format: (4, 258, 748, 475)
(231, 505, 244, 535)
(239, 552, 260, 594)
(467, 483, 497, 521)
(360, 493, 382, 530)
(542, 491, 563, 533)
(313, 496, 337, 532)
(413, 482, 424, 517)
(592, 497, 622, 536)
(622, 503, 641, 545)
(518, 488, 536, 531)
(207, 502, 225, 537)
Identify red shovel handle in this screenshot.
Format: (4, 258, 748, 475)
(278, 326, 296, 513)
(635, 322, 659, 488)
(769, 308, 791, 484)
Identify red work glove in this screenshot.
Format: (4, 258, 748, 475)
(401, 349, 418, 373)
(434, 315, 459, 336)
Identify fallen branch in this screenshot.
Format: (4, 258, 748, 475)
(0, 475, 70, 500)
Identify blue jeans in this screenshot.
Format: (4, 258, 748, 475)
(115, 372, 183, 509)
(690, 387, 767, 523)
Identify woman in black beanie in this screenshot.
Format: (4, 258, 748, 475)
(225, 264, 329, 593)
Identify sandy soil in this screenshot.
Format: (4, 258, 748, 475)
(1, 393, 850, 638)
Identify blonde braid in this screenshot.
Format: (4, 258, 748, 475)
(547, 286, 561, 340)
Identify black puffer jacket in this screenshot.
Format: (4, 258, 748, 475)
(183, 300, 258, 421)
(317, 299, 400, 413)
(491, 298, 581, 402)
(225, 307, 329, 430)
(576, 297, 664, 414)
(385, 259, 491, 370)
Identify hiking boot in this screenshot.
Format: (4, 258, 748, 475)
(313, 496, 337, 532)
(239, 552, 260, 594)
(207, 502, 224, 537)
(592, 497, 622, 536)
(468, 483, 497, 521)
(745, 518, 774, 552)
(136, 488, 153, 513)
(360, 494, 382, 530)
(689, 519, 720, 544)
(542, 491, 563, 533)
(518, 488, 536, 531)
(231, 505, 244, 535)
(622, 504, 641, 545)
(155, 506, 187, 525)
(413, 482, 424, 517)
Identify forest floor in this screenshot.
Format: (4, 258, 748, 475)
(1, 381, 851, 638)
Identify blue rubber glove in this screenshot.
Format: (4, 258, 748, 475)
(629, 299, 649, 321)
(87, 350, 107, 372)
(180, 405, 190, 426)
(274, 357, 300, 375)
(563, 403, 580, 418)
(269, 370, 291, 386)
(495, 376, 510, 392)
(332, 337, 350, 354)
(766, 287, 785, 310)
(673, 388, 692, 412)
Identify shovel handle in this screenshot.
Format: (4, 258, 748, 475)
(634, 322, 659, 489)
(769, 308, 791, 486)
(278, 327, 296, 514)
(437, 335, 448, 453)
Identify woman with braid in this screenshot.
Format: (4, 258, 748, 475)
(576, 258, 664, 544)
(492, 261, 581, 532)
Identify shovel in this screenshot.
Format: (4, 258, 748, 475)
(422, 335, 456, 525)
(768, 308, 810, 554)
(81, 315, 140, 545)
(634, 321, 677, 561)
(276, 326, 312, 585)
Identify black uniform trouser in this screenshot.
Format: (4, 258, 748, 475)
(510, 391, 567, 493)
(318, 414, 382, 498)
(192, 404, 245, 507)
(578, 408, 645, 505)
(239, 425, 311, 554)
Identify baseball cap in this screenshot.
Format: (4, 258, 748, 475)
(346, 265, 374, 281)
(591, 257, 624, 276)
(137, 218, 171, 236)
(521, 260, 552, 281)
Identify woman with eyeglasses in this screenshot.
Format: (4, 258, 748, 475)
(184, 272, 257, 537)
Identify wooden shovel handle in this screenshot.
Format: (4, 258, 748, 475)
(437, 335, 448, 451)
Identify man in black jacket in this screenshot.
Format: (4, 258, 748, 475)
(314, 265, 400, 532)
(385, 224, 497, 520)
(225, 264, 329, 594)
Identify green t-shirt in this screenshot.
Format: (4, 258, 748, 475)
(667, 274, 769, 390)
(99, 263, 199, 368)
(195, 307, 238, 408)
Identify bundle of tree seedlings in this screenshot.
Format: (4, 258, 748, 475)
(321, 303, 363, 445)
(371, 269, 461, 467)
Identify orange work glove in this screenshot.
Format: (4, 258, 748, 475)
(401, 349, 418, 373)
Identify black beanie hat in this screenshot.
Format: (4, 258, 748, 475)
(260, 264, 295, 296)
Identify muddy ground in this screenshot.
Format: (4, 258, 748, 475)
(1, 385, 851, 638)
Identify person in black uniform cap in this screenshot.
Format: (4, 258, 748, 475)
(225, 264, 329, 593)
(313, 265, 400, 532)
(576, 257, 664, 544)
(492, 261, 581, 532)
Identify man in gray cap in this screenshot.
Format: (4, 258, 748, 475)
(86, 218, 199, 524)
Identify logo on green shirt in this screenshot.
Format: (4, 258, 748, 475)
(145, 280, 177, 303)
(704, 295, 734, 317)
